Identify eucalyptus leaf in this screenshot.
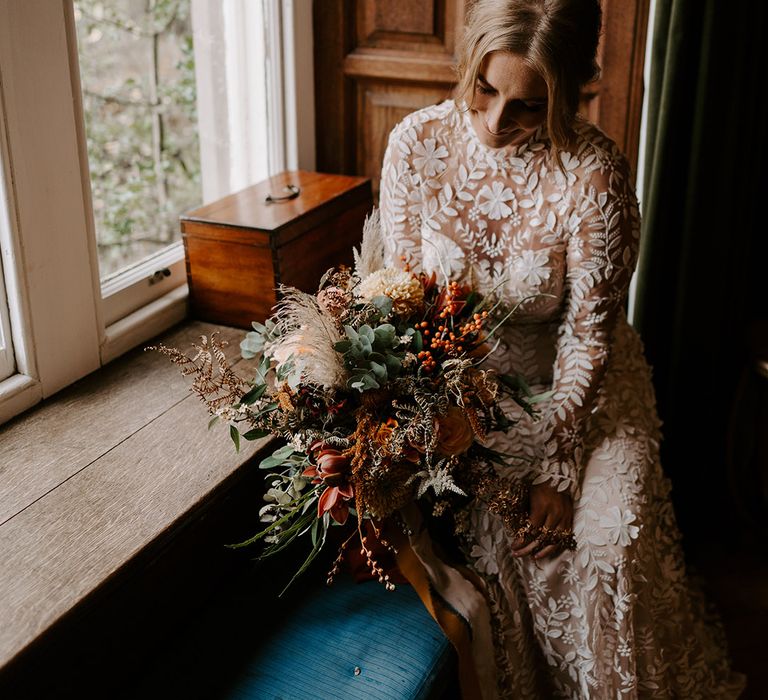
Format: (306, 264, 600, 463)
(242, 428, 270, 441)
(240, 331, 264, 359)
(371, 295, 393, 316)
(256, 354, 271, 381)
(276, 359, 295, 381)
(240, 383, 267, 405)
(384, 354, 401, 375)
(310, 517, 320, 547)
(370, 360, 387, 380)
(358, 324, 375, 342)
(273, 444, 296, 459)
(230, 425, 240, 453)
(251, 402, 279, 419)
(259, 444, 295, 469)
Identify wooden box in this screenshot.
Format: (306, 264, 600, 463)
(180, 170, 373, 329)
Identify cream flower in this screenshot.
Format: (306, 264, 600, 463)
(357, 268, 424, 315)
(478, 181, 515, 220)
(514, 249, 551, 286)
(470, 533, 502, 576)
(412, 138, 448, 177)
(599, 506, 640, 547)
(422, 228, 465, 280)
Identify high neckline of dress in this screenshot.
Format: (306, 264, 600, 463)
(455, 99, 548, 158)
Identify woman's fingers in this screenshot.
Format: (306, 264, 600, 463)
(512, 538, 540, 557)
(533, 543, 560, 560)
(510, 484, 575, 558)
(510, 517, 545, 552)
(534, 506, 575, 560)
(513, 510, 558, 557)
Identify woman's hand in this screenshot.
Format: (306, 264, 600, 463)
(511, 482, 573, 560)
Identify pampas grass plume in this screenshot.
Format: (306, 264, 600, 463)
(353, 208, 385, 280)
(267, 286, 347, 389)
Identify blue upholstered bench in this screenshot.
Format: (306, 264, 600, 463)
(126, 566, 457, 699)
(220, 576, 454, 700)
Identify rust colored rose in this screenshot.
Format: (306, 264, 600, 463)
(436, 406, 475, 456)
(374, 417, 398, 447)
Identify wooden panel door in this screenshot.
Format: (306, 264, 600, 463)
(314, 0, 650, 195)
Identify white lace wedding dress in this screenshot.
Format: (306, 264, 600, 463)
(379, 98, 746, 699)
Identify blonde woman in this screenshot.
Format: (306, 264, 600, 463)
(379, 0, 746, 697)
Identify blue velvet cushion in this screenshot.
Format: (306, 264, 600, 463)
(219, 577, 452, 700)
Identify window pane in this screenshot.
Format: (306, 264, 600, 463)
(0, 153, 15, 381)
(0, 260, 14, 382)
(73, 0, 201, 280)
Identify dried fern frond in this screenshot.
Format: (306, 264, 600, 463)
(352, 208, 385, 280)
(147, 333, 248, 414)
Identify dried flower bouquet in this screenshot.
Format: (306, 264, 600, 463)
(151, 210, 576, 593)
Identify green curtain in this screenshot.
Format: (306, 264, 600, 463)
(632, 0, 768, 537)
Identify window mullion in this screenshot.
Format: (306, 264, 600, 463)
(0, 1, 102, 397)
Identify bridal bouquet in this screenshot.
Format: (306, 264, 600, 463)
(151, 211, 575, 593)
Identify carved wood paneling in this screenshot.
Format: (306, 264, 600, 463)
(357, 0, 451, 52)
(356, 82, 453, 194)
(370, 1, 435, 37)
(314, 0, 649, 191)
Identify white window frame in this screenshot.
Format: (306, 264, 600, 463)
(0, 162, 16, 382)
(0, 0, 315, 426)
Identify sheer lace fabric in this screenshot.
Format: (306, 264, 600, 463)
(379, 99, 746, 699)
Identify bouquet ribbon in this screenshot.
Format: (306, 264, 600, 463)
(386, 505, 499, 700)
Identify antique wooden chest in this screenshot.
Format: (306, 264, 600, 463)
(180, 170, 373, 329)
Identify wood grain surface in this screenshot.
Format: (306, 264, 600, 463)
(0, 321, 272, 671)
(315, 0, 649, 189)
(181, 170, 369, 233)
(0, 323, 244, 525)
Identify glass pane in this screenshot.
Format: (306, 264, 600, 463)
(0, 152, 15, 381)
(73, 0, 201, 280)
(0, 258, 14, 382)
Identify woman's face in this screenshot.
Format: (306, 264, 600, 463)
(468, 51, 549, 148)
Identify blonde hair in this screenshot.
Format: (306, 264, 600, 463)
(455, 0, 602, 155)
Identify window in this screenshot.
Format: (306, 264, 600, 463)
(0, 153, 15, 383)
(0, 0, 315, 425)
(0, 269, 13, 383)
(74, 1, 201, 280)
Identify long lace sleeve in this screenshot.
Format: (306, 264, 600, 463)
(379, 121, 423, 271)
(532, 153, 641, 497)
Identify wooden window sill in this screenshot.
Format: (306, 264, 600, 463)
(0, 321, 272, 687)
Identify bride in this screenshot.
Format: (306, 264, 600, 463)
(378, 0, 746, 697)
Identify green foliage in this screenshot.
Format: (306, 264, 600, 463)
(334, 322, 404, 392)
(259, 444, 299, 470)
(239, 383, 267, 406)
(240, 320, 279, 359)
(230, 424, 241, 452)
